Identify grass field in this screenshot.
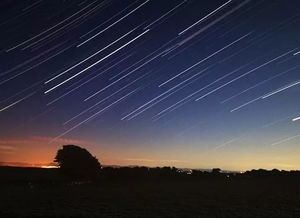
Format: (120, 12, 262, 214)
(1, 167, 300, 218)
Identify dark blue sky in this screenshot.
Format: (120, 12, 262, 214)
(0, 0, 300, 170)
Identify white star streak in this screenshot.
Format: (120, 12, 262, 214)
(159, 32, 252, 87)
(144, 0, 187, 30)
(44, 29, 150, 94)
(195, 75, 245, 101)
(271, 134, 300, 146)
(126, 72, 204, 120)
(293, 51, 300, 56)
(121, 67, 210, 120)
(45, 24, 142, 84)
(262, 80, 300, 99)
(25, 2, 111, 50)
(261, 116, 292, 128)
(214, 137, 240, 150)
(195, 49, 297, 101)
(67, 52, 136, 89)
(293, 117, 300, 122)
(276, 56, 295, 65)
(0, 92, 35, 112)
(76, 21, 143, 48)
(20, 2, 102, 50)
(154, 96, 189, 118)
(221, 65, 300, 103)
(230, 95, 263, 112)
(1, 44, 73, 85)
(6, 1, 98, 52)
(160, 44, 180, 57)
(110, 36, 180, 81)
(177, 0, 250, 47)
(165, 34, 208, 60)
(127, 89, 184, 121)
(22, 0, 42, 12)
(153, 97, 192, 122)
(230, 79, 300, 112)
(156, 64, 245, 117)
(0, 80, 41, 104)
(85, 49, 165, 101)
(109, 47, 162, 80)
(231, 79, 300, 112)
(49, 90, 137, 143)
(77, 0, 150, 47)
(1, 42, 64, 78)
(63, 74, 149, 125)
(80, 0, 139, 38)
(179, 0, 233, 35)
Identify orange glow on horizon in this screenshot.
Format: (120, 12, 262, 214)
(0, 162, 57, 168)
(1, 135, 300, 171)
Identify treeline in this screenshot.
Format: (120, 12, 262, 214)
(52, 145, 300, 181)
(1, 166, 300, 184)
(99, 166, 300, 181)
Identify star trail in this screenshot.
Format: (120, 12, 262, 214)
(0, 0, 300, 170)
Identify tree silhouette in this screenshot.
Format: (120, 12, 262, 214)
(54, 145, 101, 180)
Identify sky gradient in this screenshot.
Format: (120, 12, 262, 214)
(0, 0, 300, 171)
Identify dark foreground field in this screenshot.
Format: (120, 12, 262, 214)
(1, 167, 300, 218)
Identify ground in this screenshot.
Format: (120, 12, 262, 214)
(1, 167, 300, 217)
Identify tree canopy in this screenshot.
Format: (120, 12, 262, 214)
(54, 145, 101, 180)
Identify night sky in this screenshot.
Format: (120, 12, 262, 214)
(0, 0, 300, 170)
